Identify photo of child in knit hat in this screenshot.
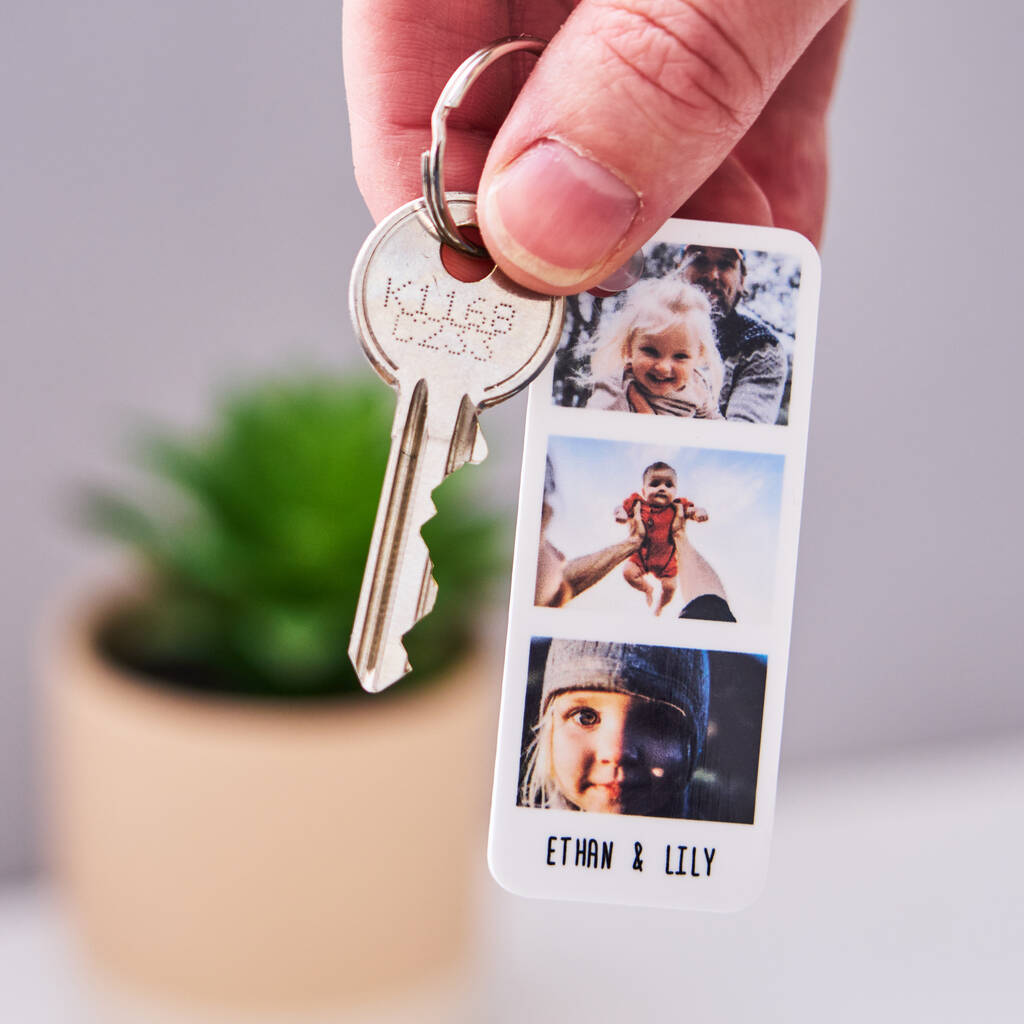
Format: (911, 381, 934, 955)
(517, 638, 766, 824)
(537, 437, 784, 625)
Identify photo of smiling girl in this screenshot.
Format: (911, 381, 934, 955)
(549, 241, 801, 424)
(588, 279, 723, 418)
(518, 639, 766, 824)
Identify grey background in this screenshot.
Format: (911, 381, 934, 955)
(2, 1, 1022, 880)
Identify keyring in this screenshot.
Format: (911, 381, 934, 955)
(421, 36, 547, 260)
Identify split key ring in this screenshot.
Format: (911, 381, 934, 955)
(420, 36, 547, 260)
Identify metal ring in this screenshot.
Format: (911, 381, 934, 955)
(421, 36, 547, 259)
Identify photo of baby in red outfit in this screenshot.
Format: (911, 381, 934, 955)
(535, 437, 784, 625)
(616, 462, 709, 616)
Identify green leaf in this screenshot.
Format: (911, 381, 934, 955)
(84, 372, 507, 698)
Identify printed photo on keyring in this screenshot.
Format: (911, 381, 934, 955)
(536, 437, 784, 624)
(517, 638, 766, 824)
(550, 244, 801, 425)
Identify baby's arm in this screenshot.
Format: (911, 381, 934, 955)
(672, 499, 708, 533)
(616, 493, 640, 523)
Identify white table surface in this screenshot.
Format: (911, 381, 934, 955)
(4, 734, 1023, 1023)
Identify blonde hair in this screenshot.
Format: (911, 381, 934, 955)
(590, 279, 723, 400)
(520, 701, 585, 810)
(520, 704, 560, 808)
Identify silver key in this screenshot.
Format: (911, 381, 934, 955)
(348, 192, 564, 692)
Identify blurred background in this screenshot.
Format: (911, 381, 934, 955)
(2, 1, 1023, 1021)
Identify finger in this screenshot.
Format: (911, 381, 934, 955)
(676, 5, 850, 240)
(341, 0, 512, 221)
(674, 154, 772, 227)
(477, 0, 845, 293)
(730, 3, 852, 244)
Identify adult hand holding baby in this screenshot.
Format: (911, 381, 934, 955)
(628, 503, 646, 542)
(614, 503, 647, 533)
(343, 0, 850, 296)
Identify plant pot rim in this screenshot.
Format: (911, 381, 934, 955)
(40, 570, 482, 725)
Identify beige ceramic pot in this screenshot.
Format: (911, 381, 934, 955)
(43, 583, 497, 1022)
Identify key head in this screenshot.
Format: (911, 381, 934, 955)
(350, 193, 565, 408)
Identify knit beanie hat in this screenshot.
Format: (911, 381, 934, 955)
(541, 639, 710, 761)
(681, 244, 746, 272)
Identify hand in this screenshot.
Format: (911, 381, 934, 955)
(627, 504, 647, 544)
(670, 501, 688, 538)
(614, 504, 629, 523)
(343, 0, 850, 295)
(689, 506, 710, 523)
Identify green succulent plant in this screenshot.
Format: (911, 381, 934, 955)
(84, 373, 506, 699)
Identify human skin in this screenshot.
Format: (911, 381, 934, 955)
(621, 471, 679, 613)
(622, 558, 677, 614)
(671, 505, 728, 604)
(679, 246, 745, 317)
(535, 499, 644, 606)
(631, 325, 703, 395)
(643, 467, 676, 506)
(548, 689, 691, 814)
(343, 0, 851, 295)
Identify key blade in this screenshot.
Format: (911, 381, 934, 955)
(469, 420, 488, 465)
(349, 381, 468, 693)
(349, 379, 433, 692)
(445, 394, 487, 475)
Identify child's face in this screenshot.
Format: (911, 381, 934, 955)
(630, 325, 701, 396)
(548, 690, 690, 816)
(642, 469, 677, 507)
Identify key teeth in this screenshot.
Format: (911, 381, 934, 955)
(418, 573, 439, 620)
(413, 481, 438, 526)
(353, 401, 479, 696)
(362, 538, 436, 695)
(470, 424, 488, 465)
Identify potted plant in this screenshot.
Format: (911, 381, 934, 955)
(43, 374, 505, 1021)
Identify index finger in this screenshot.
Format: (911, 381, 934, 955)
(342, 1, 563, 221)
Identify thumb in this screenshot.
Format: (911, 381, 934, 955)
(477, 0, 843, 293)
